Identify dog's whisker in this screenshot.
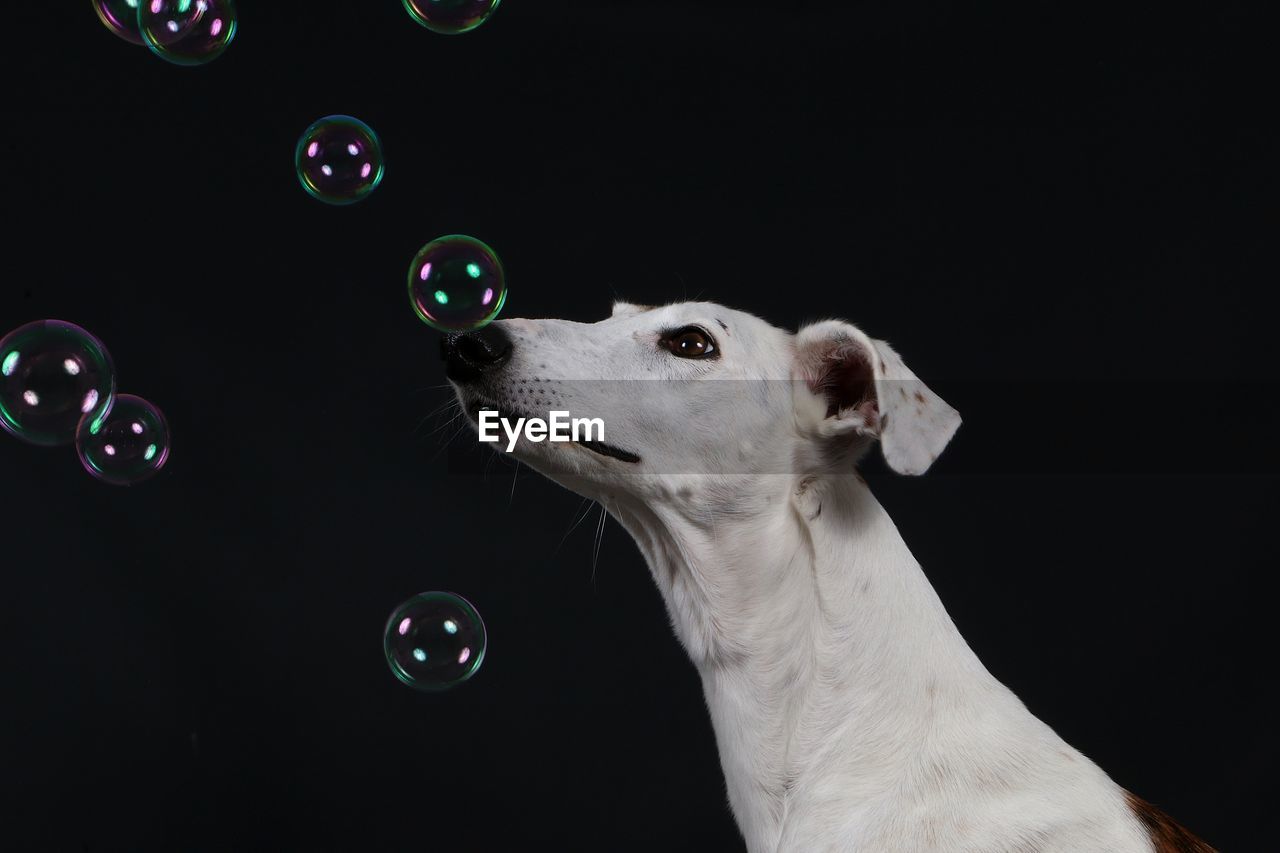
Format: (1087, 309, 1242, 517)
(436, 410, 465, 438)
(412, 391, 459, 423)
(420, 411, 462, 443)
(408, 383, 456, 396)
(421, 395, 462, 420)
(412, 407, 439, 436)
(673, 271, 687, 301)
(426, 417, 472, 463)
(590, 499, 608, 587)
(507, 460, 521, 505)
(416, 401, 463, 438)
(553, 498, 597, 555)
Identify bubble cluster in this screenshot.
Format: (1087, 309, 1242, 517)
(384, 592, 487, 691)
(408, 235, 508, 332)
(402, 0, 502, 35)
(76, 394, 171, 486)
(295, 116, 385, 206)
(93, 0, 145, 45)
(139, 0, 238, 66)
(1, 321, 116, 447)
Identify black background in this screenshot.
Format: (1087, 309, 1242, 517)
(1, 2, 1273, 850)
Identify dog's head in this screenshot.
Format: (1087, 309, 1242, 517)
(443, 301, 960, 505)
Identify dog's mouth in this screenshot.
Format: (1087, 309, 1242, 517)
(464, 397, 642, 465)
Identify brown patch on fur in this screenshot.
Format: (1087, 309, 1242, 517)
(914, 390, 926, 403)
(1125, 791, 1217, 852)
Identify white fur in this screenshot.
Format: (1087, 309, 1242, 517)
(450, 302, 1155, 852)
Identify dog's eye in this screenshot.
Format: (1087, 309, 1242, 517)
(662, 327, 718, 359)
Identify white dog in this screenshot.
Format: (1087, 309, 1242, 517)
(443, 301, 1214, 853)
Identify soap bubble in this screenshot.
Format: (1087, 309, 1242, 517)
(1, 320, 116, 447)
(93, 0, 145, 45)
(139, 0, 237, 66)
(76, 394, 171, 486)
(408, 235, 507, 332)
(295, 116, 385, 205)
(384, 592, 487, 691)
(402, 0, 501, 35)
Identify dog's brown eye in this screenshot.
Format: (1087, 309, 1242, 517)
(663, 327, 718, 359)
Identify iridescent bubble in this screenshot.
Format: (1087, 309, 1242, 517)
(93, 0, 145, 45)
(75, 394, 171, 486)
(139, 0, 237, 67)
(402, 0, 501, 35)
(0, 320, 116, 447)
(295, 116, 385, 206)
(408, 235, 507, 332)
(384, 592, 487, 691)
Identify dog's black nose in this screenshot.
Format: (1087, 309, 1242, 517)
(441, 324, 513, 382)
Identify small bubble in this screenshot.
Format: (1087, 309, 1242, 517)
(402, 0, 501, 35)
(0, 320, 115, 447)
(384, 592, 486, 691)
(295, 116, 385, 205)
(93, 0, 145, 45)
(139, 0, 237, 66)
(407, 235, 507, 332)
(76, 394, 171, 486)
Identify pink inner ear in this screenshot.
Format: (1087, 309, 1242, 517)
(814, 343, 879, 424)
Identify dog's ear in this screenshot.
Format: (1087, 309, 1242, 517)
(794, 320, 960, 475)
(611, 302, 653, 318)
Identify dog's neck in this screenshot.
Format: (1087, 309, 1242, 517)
(605, 473, 1009, 850)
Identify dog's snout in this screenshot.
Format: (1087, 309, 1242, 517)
(442, 324, 513, 382)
